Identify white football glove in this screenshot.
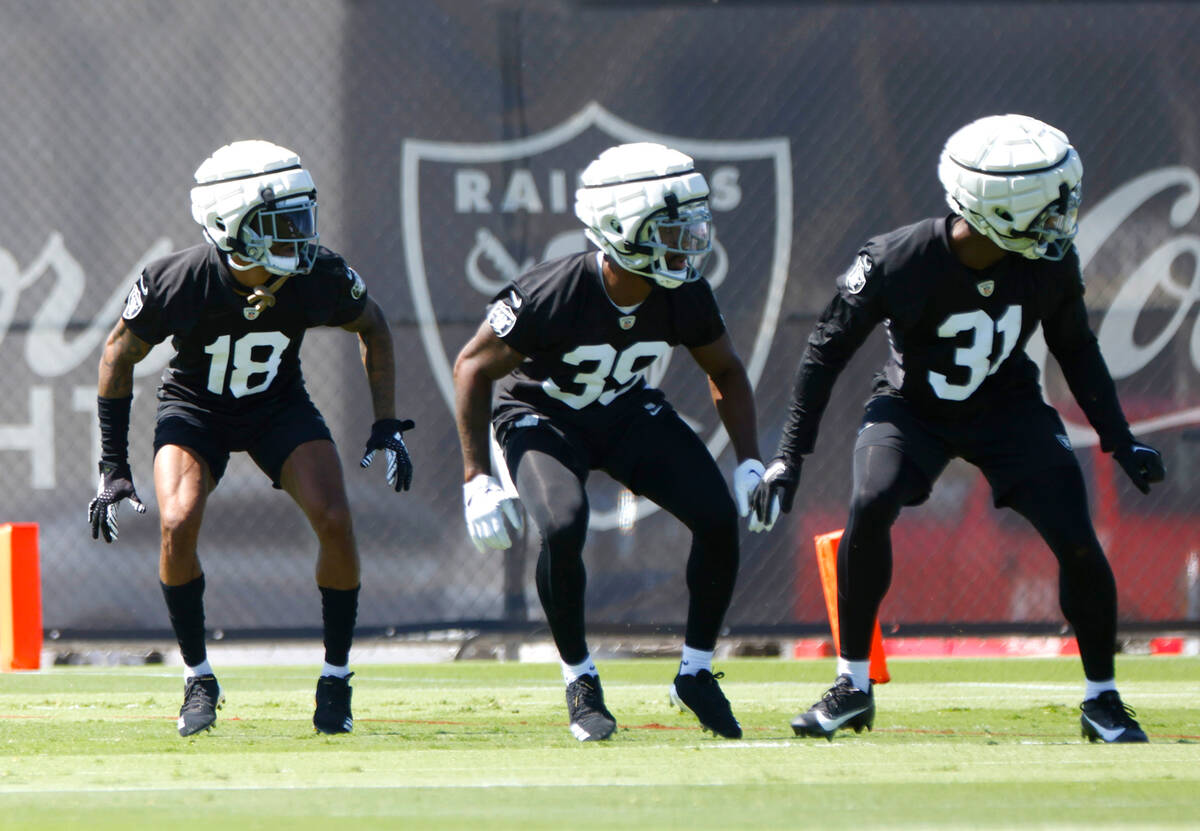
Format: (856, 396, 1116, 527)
(732, 458, 770, 533)
(463, 474, 524, 552)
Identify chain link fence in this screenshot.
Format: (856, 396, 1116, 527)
(0, 0, 1196, 639)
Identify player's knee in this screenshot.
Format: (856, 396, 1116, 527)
(308, 501, 354, 543)
(542, 510, 588, 557)
(159, 499, 203, 543)
(1056, 536, 1105, 567)
(848, 484, 904, 529)
(685, 489, 738, 548)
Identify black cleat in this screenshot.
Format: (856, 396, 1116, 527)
(670, 670, 742, 738)
(313, 673, 355, 734)
(791, 674, 875, 740)
(1080, 690, 1148, 743)
(565, 674, 616, 741)
(177, 674, 224, 737)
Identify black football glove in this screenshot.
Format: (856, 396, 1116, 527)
(360, 418, 415, 492)
(1112, 441, 1165, 494)
(88, 460, 146, 543)
(749, 458, 802, 531)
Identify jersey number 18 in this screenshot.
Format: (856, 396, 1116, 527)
(203, 332, 292, 397)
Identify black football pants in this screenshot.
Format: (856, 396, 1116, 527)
(838, 444, 1118, 681)
(507, 410, 740, 666)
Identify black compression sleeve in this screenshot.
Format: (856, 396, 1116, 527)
(1055, 342, 1134, 452)
(97, 395, 132, 465)
(776, 293, 880, 464)
(1043, 293, 1133, 452)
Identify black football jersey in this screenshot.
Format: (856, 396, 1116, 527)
(776, 214, 1132, 459)
(121, 243, 368, 414)
(488, 251, 726, 432)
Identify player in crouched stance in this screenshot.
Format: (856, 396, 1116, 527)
(89, 140, 415, 736)
(752, 115, 1162, 743)
(454, 143, 770, 741)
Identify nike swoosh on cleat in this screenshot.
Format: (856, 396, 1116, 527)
(1083, 715, 1126, 742)
(812, 705, 870, 732)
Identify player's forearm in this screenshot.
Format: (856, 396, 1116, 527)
(358, 325, 397, 421)
(453, 361, 496, 482)
(1055, 340, 1134, 451)
(775, 295, 871, 463)
(96, 325, 149, 466)
(708, 365, 761, 463)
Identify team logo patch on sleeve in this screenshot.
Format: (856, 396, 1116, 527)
(121, 283, 143, 319)
(844, 253, 872, 295)
(487, 300, 518, 337)
(347, 267, 366, 300)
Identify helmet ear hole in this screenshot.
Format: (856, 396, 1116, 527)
(995, 208, 1013, 222)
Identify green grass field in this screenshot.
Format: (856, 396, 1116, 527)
(1, 656, 1197, 830)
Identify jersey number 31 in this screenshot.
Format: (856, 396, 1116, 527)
(928, 305, 1021, 401)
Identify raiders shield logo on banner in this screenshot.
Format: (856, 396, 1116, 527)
(400, 102, 791, 528)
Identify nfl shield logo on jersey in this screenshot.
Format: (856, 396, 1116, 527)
(487, 300, 518, 337)
(400, 102, 791, 528)
(977, 279, 995, 297)
(844, 253, 871, 294)
(121, 283, 143, 320)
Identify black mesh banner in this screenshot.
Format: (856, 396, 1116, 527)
(0, 1, 1196, 636)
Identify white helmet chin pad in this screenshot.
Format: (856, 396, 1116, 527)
(574, 142, 713, 288)
(938, 114, 1083, 261)
(190, 140, 320, 276)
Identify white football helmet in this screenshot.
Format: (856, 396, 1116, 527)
(574, 142, 713, 289)
(938, 114, 1083, 261)
(190, 140, 319, 276)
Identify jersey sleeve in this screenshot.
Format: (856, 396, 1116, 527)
(120, 270, 169, 345)
(318, 255, 370, 327)
(676, 278, 727, 348)
(485, 282, 539, 356)
(774, 247, 887, 462)
(1041, 252, 1133, 451)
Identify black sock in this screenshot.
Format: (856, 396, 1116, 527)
(320, 585, 359, 667)
(161, 575, 207, 668)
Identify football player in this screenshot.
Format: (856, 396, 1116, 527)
(752, 114, 1164, 743)
(89, 140, 415, 737)
(453, 142, 770, 741)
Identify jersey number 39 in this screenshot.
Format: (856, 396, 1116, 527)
(543, 341, 670, 409)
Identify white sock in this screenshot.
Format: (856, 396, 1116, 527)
(185, 659, 214, 680)
(837, 657, 871, 692)
(679, 645, 713, 676)
(1084, 678, 1117, 701)
(561, 655, 598, 684)
(321, 662, 352, 679)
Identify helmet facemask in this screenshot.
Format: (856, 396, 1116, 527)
(231, 189, 320, 276)
(1008, 182, 1080, 261)
(630, 195, 714, 288)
